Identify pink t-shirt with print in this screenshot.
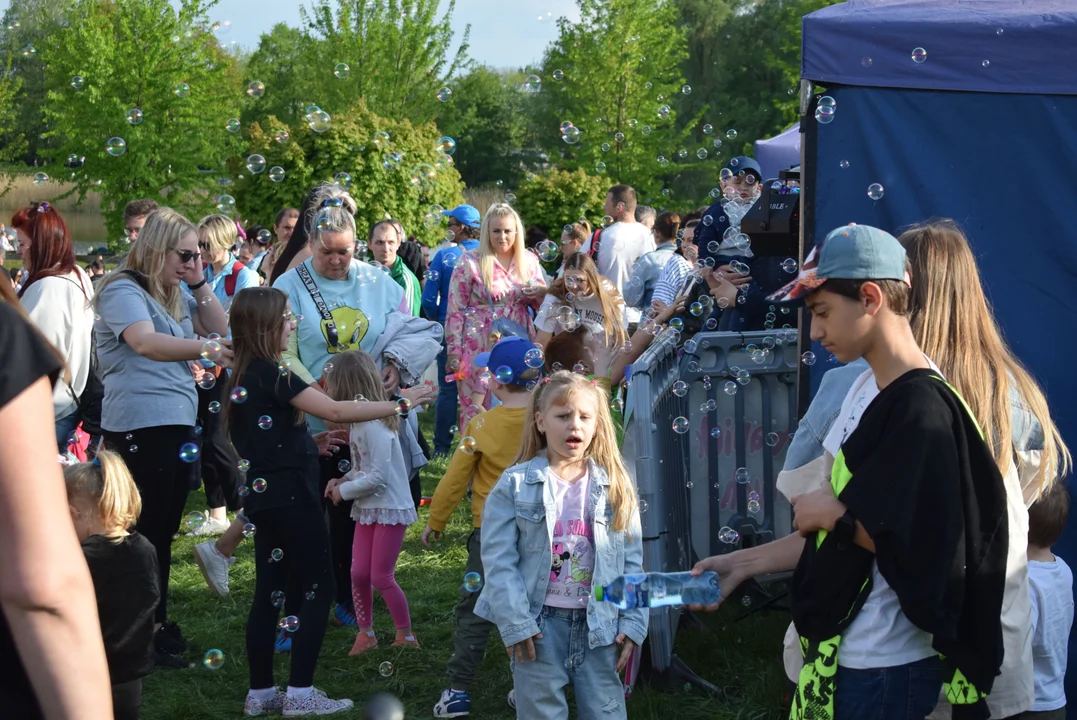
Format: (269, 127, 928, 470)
(545, 470, 596, 608)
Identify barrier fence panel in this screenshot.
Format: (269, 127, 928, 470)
(624, 329, 799, 673)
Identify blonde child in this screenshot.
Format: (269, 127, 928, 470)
(323, 350, 422, 656)
(475, 371, 648, 719)
(424, 336, 541, 717)
(63, 450, 158, 720)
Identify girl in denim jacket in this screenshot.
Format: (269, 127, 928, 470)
(475, 371, 647, 719)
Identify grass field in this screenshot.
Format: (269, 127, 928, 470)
(141, 411, 791, 719)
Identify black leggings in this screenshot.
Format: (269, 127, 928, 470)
(246, 503, 334, 690)
(104, 425, 198, 624)
(196, 380, 243, 511)
(111, 678, 142, 720)
(318, 447, 356, 611)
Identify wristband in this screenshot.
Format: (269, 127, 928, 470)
(188, 278, 208, 290)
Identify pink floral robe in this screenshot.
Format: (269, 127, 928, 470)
(445, 251, 546, 424)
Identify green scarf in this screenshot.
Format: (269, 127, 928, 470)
(388, 256, 421, 317)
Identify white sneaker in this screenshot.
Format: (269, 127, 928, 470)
(282, 688, 353, 716)
(244, 689, 286, 716)
(188, 514, 231, 537)
(193, 541, 234, 598)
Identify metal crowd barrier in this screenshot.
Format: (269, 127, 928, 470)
(623, 329, 800, 673)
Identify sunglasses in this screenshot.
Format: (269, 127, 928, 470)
(175, 249, 200, 263)
(198, 242, 212, 250)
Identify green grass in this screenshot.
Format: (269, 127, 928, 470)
(144, 412, 790, 719)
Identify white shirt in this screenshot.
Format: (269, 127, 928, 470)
(534, 281, 629, 344)
(545, 470, 595, 608)
(1029, 556, 1073, 712)
(822, 365, 937, 669)
(582, 221, 655, 324)
(339, 420, 418, 527)
(20, 268, 95, 421)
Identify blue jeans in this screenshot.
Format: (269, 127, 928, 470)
(55, 411, 80, 453)
(835, 656, 942, 720)
(434, 343, 458, 455)
(512, 606, 625, 720)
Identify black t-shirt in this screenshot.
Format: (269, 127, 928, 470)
(229, 357, 321, 514)
(0, 301, 63, 718)
(82, 532, 159, 684)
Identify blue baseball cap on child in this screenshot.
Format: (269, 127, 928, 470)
(442, 204, 481, 229)
(724, 156, 762, 179)
(474, 336, 540, 385)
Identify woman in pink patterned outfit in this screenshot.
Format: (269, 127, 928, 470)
(445, 204, 545, 425)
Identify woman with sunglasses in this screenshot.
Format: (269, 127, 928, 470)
(93, 207, 231, 669)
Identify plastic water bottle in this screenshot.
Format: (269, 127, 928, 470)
(593, 571, 719, 609)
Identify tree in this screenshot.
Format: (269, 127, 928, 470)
(513, 167, 608, 237)
(533, 0, 702, 199)
(241, 24, 308, 127)
(235, 97, 465, 247)
(39, 0, 242, 250)
(0, 52, 27, 172)
(434, 66, 535, 189)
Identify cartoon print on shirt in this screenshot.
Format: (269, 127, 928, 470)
(569, 544, 593, 587)
(550, 542, 571, 582)
(321, 306, 369, 354)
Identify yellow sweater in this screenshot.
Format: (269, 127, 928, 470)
(427, 405, 527, 532)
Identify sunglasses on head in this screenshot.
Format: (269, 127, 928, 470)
(175, 249, 200, 263)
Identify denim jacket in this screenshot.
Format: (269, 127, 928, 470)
(475, 452, 649, 649)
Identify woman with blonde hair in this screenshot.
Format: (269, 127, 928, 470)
(194, 214, 259, 310)
(445, 203, 546, 425)
(534, 252, 629, 351)
(94, 207, 231, 667)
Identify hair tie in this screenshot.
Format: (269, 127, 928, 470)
(91, 456, 101, 467)
(33, 201, 50, 213)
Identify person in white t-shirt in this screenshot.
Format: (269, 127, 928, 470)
(533, 252, 629, 352)
(1025, 484, 1073, 720)
(12, 201, 96, 451)
(581, 184, 655, 324)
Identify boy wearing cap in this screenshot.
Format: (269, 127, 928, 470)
(423, 205, 482, 456)
(773, 225, 1008, 720)
(423, 337, 540, 718)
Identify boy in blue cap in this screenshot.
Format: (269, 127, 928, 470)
(424, 336, 541, 717)
(772, 224, 1008, 720)
(422, 205, 482, 456)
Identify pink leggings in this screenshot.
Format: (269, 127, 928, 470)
(350, 522, 411, 630)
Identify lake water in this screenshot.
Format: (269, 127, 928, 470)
(0, 208, 111, 255)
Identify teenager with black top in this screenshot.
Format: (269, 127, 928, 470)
(774, 225, 1008, 720)
(93, 207, 232, 668)
(0, 288, 113, 719)
(63, 450, 158, 720)
(224, 286, 435, 716)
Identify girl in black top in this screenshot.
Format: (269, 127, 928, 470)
(64, 450, 158, 720)
(224, 287, 434, 716)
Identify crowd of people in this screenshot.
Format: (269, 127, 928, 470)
(0, 154, 1072, 720)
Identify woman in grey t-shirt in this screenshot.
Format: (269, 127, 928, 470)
(93, 207, 231, 667)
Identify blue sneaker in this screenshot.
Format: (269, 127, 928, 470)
(433, 689, 471, 718)
(331, 604, 357, 628)
(274, 630, 291, 653)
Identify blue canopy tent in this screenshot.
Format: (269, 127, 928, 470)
(799, 0, 1077, 705)
(754, 123, 800, 181)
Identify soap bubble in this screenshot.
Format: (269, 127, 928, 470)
(334, 62, 350, 79)
(696, 147, 708, 160)
(308, 110, 331, 133)
(271, 590, 285, 608)
(719, 526, 740, 544)
(252, 478, 268, 493)
(129, 445, 138, 453)
(911, 47, 927, 63)
(723, 381, 738, 396)
(552, 69, 564, 80)
(279, 615, 299, 632)
(436, 86, 452, 102)
(424, 268, 440, 281)
(459, 436, 477, 454)
(373, 130, 391, 148)
(379, 661, 394, 677)
(185, 510, 206, 530)
(672, 417, 689, 434)
(982, 59, 991, 68)
(710, 427, 721, 438)
(338, 459, 351, 473)
(203, 649, 225, 670)
(689, 301, 704, 316)
(726, 129, 738, 140)
(126, 108, 143, 125)
(237, 459, 251, 472)
(270, 548, 284, 562)
(242, 522, 256, 537)
(197, 374, 216, 390)
(814, 105, 835, 124)
(70, 75, 85, 90)
(736, 369, 751, 385)
(230, 387, 249, 403)
(765, 432, 780, 447)
(524, 348, 545, 368)
(781, 258, 798, 273)
(437, 136, 456, 155)
(867, 183, 884, 200)
(595, 161, 606, 172)
(735, 467, 750, 484)
(672, 381, 688, 397)
(862, 56, 873, 68)
(537, 239, 559, 262)
(226, 118, 240, 133)
(266, 166, 285, 182)
(201, 340, 223, 362)
(246, 80, 265, 97)
(494, 365, 514, 383)
(463, 572, 483, 592)
(257, 415, 273, 430)
(275, 130, 290, 144)
(217, 194, 236, 213)
(208, 401, 221, 414)
(174, 82, 190, 98)
(748, 500, 761, 513)
(277, 360, 292, 375)
(840, 159, 850, 169)
(525, 74, 541, 90)
(562, 126, 581, 144)
(801, 351, 817, 366)
(106, 137, 127, 156)
(32, 172, 48, 184)
(246, 155, 266, 174)
(657, 104, 671, 118)
(179, 443, 200, 463)
(396, 398, 411, 416)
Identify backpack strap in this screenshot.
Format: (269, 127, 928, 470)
(586, 228, 603, 259)
(224, 261, 245, 297)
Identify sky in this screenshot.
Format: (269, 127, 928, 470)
(200, 0, 580, 69)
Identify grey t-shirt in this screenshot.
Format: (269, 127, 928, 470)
(95, 278, 198, 432)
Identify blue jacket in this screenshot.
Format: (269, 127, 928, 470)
(783, 359, 869, 471)
(475, 453, 649, 650)
(421, 239, 480, 324)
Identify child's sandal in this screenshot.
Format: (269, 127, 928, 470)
(392, 633, 420, 648)
(348, 630, 378, 656)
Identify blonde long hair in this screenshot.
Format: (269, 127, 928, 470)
(63, 450, 142, 542)
(477, 203, 531, 293)
(546, 253, 628, 349)
(899, 220, 1071, 495)
(322, 350, 399, 432)
(517, 371, 637, 533)
(95, 207, 197, 322)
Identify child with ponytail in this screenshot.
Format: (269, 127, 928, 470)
(64, 450, 158, 720)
